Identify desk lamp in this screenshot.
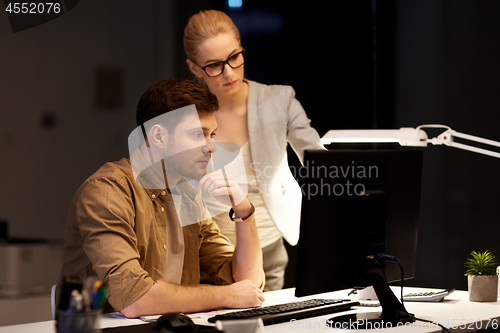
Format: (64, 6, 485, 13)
(321, 124, 500, 159)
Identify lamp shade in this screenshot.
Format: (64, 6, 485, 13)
(321, 128, 428, 147)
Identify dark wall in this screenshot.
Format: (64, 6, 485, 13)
(395, 0, 500, 290)
(0, 0, 177, 240)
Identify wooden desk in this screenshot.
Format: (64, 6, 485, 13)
(0, 287, 498, 332)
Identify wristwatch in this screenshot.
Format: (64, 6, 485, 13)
(229, 202, 255, 222)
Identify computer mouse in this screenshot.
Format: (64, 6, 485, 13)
(155, 313, 196, 332)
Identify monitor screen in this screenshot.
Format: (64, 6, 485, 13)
(295, 149, 423, 298)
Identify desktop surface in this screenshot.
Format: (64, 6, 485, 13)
(1, 287, 498, 333)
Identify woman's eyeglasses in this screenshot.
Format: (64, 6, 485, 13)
(199, 51, 245, 77)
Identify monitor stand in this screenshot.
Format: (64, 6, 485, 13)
(327, 274, 415, 330)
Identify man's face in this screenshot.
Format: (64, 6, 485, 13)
(164, 112, 217, 181)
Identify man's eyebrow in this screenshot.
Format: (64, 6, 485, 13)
(184, 125, 217, 133)
(185, 125, 203, 132)
(204, 49, 239, 65)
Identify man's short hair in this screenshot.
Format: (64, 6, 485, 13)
(136, 78, 219, 128)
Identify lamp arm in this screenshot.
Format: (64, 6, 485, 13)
(420, 125, 500, 159)
(448, 141, 500, 159)
(452, 130, 500, 148)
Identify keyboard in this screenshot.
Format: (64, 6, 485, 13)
(207, 299, 360, 325)
(402, 289, 455, 302)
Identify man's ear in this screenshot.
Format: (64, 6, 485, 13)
(186, 59, 203, 78)
(150, 124, 168, 149)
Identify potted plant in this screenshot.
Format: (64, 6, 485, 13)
(464, 250, 499, 302)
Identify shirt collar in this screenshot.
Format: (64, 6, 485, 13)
(130, 147, 166, 199)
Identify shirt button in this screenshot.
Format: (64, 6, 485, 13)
(161, 191, 166, 196)
(151, 194, 156, 199)
(160, 207, 165, 213)
(163, 244, 166, 250)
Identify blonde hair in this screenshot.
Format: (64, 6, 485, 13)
(184, 10, 242, 63)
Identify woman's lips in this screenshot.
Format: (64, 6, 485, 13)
(223, 80, 237, 87)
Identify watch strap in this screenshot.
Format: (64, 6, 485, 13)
(229, 202, 255, 222)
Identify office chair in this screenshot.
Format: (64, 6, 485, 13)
(51, 284, 56, 320)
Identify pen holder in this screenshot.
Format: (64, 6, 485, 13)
(56, 309, 102, 333)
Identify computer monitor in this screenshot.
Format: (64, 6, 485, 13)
(294, 149, 423, 328)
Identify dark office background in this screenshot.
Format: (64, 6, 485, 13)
(1, 0, 500, 293)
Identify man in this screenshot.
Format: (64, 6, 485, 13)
(60, 79, 264, 318)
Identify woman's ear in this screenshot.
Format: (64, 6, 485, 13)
(186, 59, 203, 78)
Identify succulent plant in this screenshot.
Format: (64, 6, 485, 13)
(464, 250, 499, 276)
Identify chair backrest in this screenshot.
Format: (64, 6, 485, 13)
(51, 284, 57, 320)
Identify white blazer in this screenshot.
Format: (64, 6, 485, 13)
(246, 80, 325, 246)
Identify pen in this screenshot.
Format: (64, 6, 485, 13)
(90, 280, 107, 310)
(210, 152, 215, 173)
(97, 286, 108, 309)
(69, 290, 83, 312)
(92, 280, 102, 292)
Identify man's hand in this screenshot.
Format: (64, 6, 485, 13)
(223, 280, 265, 309)
(195, 170, 246, 208)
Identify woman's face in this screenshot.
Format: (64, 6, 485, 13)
(190, 33, 245, 97)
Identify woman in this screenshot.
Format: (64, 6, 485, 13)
(184, 10, 325, 291)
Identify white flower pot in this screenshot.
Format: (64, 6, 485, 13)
(468, 275, 498, 302)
